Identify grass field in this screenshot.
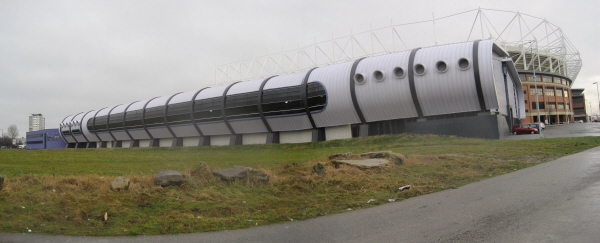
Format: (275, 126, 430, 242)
(1, 134, 599, 236)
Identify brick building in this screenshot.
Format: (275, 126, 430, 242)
(518, 71, 574, 124)
(571, 89, 587, 122)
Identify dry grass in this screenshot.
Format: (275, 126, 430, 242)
(2, 134, 600, 235)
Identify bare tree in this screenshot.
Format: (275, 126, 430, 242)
(7, 125, 19, 144)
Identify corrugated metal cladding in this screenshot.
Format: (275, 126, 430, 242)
(127, 99, 148, 111)
(267, 115, 313, 132)
(228, 78, 263, 95)
(197, 85, 227, 100)
(148, 127, 173, 139)
(97, 132, 113, 141)
(477, 40, 500, 111)
(129, 129, 151, 140)
(229, 119, 268, 134)
(60, 40, 525, 146)
(263, 72, 305, 90)
(198, 122, 230, 136)
(309, 61, 361, 127)
(146, 96, 170, 108)
(492, 59, 508, 115)
(169, 90, 197, 104)
(112, 131, 130, 141)
(171, 124, 200, 137)
(354, 50, 418, 122)
(413, 42, 482, 116)
(110, 104, 128, 114)
(81, 110, 99, 141)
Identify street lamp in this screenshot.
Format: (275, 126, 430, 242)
(530, 40, 542, 136)
(593, 82, 599, 120)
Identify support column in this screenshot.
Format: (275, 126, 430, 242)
(311, 128, 325, 142)
(266, 132, 280, 144)
(171, 138, 183, 147)
(198, 136, 210, 146)
(229, 134, 242, 145)
(358, 124, 369, 137)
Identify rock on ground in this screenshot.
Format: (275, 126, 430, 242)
(191, 161, 213, 178)
(360, 151, 404, 165)
(329, 153, 353, 160)
(313, 163, 326, 176)
(155, 170, 184, 187)
(213, 166, 269, 183)
(332, 159, 391, 169)
(110, 176, 131, 191)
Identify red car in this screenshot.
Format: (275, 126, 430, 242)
(512, 125, 538, 135)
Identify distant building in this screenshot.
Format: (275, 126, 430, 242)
(25, 129, 65, 149)
(571, 89, 587, 122)
(29, 114, 45, 132)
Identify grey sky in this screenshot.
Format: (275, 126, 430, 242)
(1, 0, 599, 138)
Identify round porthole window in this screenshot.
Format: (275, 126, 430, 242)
(436, 61, 448, 73)
(354, 73, 366, 84)
(393, 67, 405, 79)
(414, 64, 426, 76)
(458, 58, 470, 71)
(373, 70, 385, 82)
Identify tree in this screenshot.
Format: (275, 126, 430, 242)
(7, 124, 19, 145)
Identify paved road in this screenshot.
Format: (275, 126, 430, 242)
(3, 145, 600, 242)
(507, 122, 600, 140)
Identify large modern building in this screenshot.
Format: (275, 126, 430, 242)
(59, 40, 525, 148)
(571, 89, 587, 122)
(29, 114, 45, 132)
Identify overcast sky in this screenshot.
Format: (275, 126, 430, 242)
(1, 0, 599, 138)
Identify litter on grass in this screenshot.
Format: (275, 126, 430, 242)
(398, 185, 411, 191)
(388, 199, 395, 202)
(367, 199, 376, 204)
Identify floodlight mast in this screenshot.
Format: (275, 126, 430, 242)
(531, 39, 542, 136)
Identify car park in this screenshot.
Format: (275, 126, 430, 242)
(526, 122, 546, 129)
(512, 125, 538, 135)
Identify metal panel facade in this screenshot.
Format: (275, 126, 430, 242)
(198, 122, 231, 136)
(263, 72, 305, 90)
(354, 50, 418, 122)
(228, 78, 262, 95)
(478, 40, 500, 110)
(242, 133, 268, 145)
(280, 130, 312, 144)
(229, 119, 268, 134)
(171, 124, 200, 137)
(81, 110, 99, 142)
(196, 85, 227, 100)
(266, 115, 312, 132)
(308, 61, 361, 127)
(169, 90, 197, 105)
(413, 42, 482, 116)
(148, 127, 173, 138)
(129, 129, 151, 140)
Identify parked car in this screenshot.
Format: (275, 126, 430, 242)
(526, 123, 542, 131)
(577, 120, 584, 123)
(512, 125, 538, 135)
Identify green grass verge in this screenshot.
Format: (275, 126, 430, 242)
(0, 134, 599, 236)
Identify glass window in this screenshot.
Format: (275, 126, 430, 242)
(557, 102, 564, 109)
(528, 75, 541, 82)
(562, 79, 566, 85)
(529, 85, 543, 96)
(193, 97, 223, 123)
(108, 112, 124, 130)
(226, 92, 260, 120)
(546, 102, 556, 109)
(545, 88, 555, 96)
(556, 88, 563, 97)
(532, 102, 545, 109)
(167, 102, 193, 126)
(566, 103, 570, 110)
(564, 90, 569, 98)
(87, 119, 94, 133)
(124, 110, 144, 130)
(542, 75, 552, 83)
(94, 115, 108, 132)
(554, 77, 561, 84)
(519, 74, 526, 82)
(144, 106, 166, 128)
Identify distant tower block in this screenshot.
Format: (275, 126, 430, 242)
(29, 114, 45, 132)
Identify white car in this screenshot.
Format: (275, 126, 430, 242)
(526, 123, 545, 130)
(577, 120, 584, 123)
